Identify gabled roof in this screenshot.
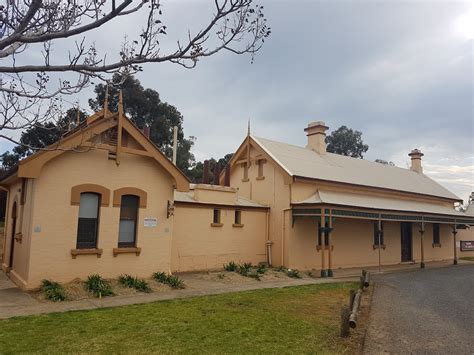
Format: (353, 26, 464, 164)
(1, 102, 190, 191)
(249, 135, 461, 202)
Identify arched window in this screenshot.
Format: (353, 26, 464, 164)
(118, 195, 139, 247)
(76, 193, 100, 249)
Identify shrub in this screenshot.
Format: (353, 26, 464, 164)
(167, 275, 185, 289)
(276, 266, 287, 272)
(41, 280, 66, 302)
(85, 274, 114, 298)
(237, 263, 252, 276)
(287, 269, 301, 279)
(256, 264, 267, 274)
(153, 272, 185, 289)
(118, 274, 152, 293)
(223, 261, 238, 272)
(152, 272, 168, 283)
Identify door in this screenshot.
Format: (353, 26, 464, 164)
(401, 222, 413, 262)
(8, 201, 17, 269)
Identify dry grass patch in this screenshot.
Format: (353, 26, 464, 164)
(33, 278, 170, 302)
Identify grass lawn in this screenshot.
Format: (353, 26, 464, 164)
(0, 282, 360, 354)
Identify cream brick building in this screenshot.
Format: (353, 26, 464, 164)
(1, 100, 473, 289)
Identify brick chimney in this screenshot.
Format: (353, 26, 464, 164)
(408, 149, 424, 173)
(304, 121, 329, 154)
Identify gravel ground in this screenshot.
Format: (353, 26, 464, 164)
(364, 264, 474, 354)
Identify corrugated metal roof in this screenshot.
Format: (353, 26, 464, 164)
(252, 136, 460, 201)
(465, 203, 474, 216)
(295, 190, 466, 217)
(174, 190, 267, 208)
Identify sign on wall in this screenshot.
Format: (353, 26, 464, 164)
(144, 217, 158, 228)
(460, 240, 474, 251)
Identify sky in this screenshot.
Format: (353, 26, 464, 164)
(1, 0, 473, 203)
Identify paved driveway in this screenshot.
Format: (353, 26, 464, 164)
(364, 264, 474, 354)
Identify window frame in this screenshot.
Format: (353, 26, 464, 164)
(233, 210, 243, 227)
(242, 162, 249, 182)
(118, 194, 140, 248)
(76, 192, 101, 250)
(213, 209, 221, 223)
(257, 160, 264, 180)
(432, 223, 441, 246)
(211, 208, 223, 227)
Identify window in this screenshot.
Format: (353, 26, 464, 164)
(373, 221, 384, 246)
(76, 193, 100, 249)
(242, 162, 249, 181)
(234, 210, 242, 225)
(118, 195, 139, 247)
(433, 223, 440, 245)
(318, 222, 330, 246)
(213, 209, 221, 224)
(20, 178, 27, 205)
(257, 159, 265, 179)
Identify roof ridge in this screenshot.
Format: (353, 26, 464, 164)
(250, 134, 461, 201)
(252, 135, 416, 174)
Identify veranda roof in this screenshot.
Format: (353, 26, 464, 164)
(293, 190, 471, 221)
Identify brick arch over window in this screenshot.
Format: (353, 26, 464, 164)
(71, 184, 110, 206)
(113, 188, 147, 208)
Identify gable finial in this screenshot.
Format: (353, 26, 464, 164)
(103, 84, 110, 118)
(247, 119, 251, 136)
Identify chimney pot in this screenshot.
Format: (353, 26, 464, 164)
(408, 149, 424, 173)
(213, 163, 221, 186)
(143, 126, 150, 138)
(203, 160, 210, 184)
(304, 121, 329, 154)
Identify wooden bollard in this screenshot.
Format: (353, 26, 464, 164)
(349, 290, 362, 328)
(359, 276, 364, 290)
(349, 289, 356, 310)
(363, 271, 370, 288)
(340, 306, 351, 337)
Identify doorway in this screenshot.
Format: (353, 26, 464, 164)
(401, 222, 413, 262)
(8, 201, 17, 269)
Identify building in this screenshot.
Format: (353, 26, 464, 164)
(0, 96, 268, 289)
(457, 194, 474, 258)
(1, 99, 473, 289)
(224, 122, 473, 276)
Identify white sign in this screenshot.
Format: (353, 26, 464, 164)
(144, 217, 158, 228)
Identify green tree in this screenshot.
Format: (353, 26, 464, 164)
(326, 126, 369, 158)
(0, 108, 87, 169)
(89, 74, 196, 174)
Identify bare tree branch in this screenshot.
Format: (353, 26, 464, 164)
(0, 0, 270, 155)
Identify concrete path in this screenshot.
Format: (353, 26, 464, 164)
(0, 259, 466, 320)
(0, 272, 40, 318)
(0, 272, 356, 319)
(364, 264, 474, 354)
